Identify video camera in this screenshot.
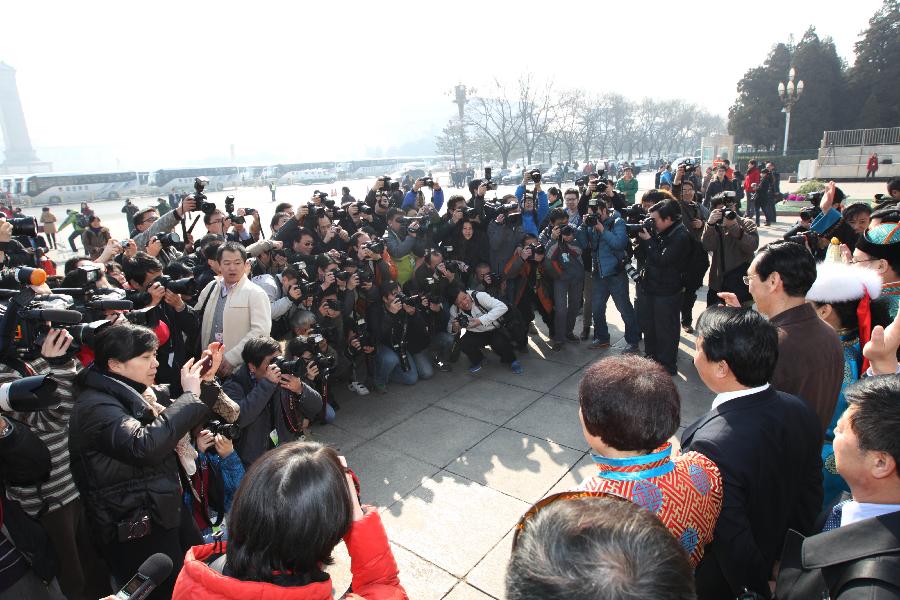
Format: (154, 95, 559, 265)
(483, 201, 521, 223)
(787, 229, 824, 248)
(0, 375, 61, 413)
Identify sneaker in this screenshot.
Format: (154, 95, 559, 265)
(588, 340, 610, 350)
(510, 360, 523, 374)
(468, 362, 483, 373)
(373, 383, 388, 394)
(579, 329, 591, 341)
(565, 332, 579, 342)
(622, 344, 641, 354)
(348, 381, 370, 396)
(433, 358, 452, 372)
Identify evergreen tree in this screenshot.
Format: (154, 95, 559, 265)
(846, 0, 900, 128)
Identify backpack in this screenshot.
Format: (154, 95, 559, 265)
(471, 291, 526, 344)
(75, 213, 89, 229)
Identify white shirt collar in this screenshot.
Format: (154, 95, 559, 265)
(711, 383, 770, 411)
(841, 501, 900, 528)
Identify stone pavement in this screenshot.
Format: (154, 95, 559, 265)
(318, 225, 792, 598)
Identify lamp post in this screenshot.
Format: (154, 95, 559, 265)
(777, 67, 804, 156)
(453, 84, 468, 168)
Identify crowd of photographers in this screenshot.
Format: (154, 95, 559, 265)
(0, 167, 897, 599)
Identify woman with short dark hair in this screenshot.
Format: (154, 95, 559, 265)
(69, 323, 234, 599)
(174, 441, 408, 599)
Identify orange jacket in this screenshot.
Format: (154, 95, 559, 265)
(173, 510, 407, 600)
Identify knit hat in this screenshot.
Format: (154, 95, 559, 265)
(856, 222, 900, 261)
(807, 262, 883, 371)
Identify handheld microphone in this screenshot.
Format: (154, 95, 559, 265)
(0, 375, 60, 412)
(0, 267, 47, 287)
(114, 553, 173, 600)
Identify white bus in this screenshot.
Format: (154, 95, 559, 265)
(4, 172, 140, 205)
(148, 167, 242, 192)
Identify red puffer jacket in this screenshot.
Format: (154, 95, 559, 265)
(173, 509, 408, 600)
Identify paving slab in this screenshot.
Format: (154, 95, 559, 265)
(389, 543, 458, 600)
(333, 390, 431, 439)
(373, 406, 498, 469)
(444, 582, 499, 600)
(447, 428, 583, 504)
(437, 379, 543, 426)
(503, 394, 587, 452)
(479, 353, 581, 393)
(546, 450, 594, 496)
(380, 471, 529, 577)
(311, 423, 367, 454)
(466, 528, 515, 600)
(345, 440, 440, 511)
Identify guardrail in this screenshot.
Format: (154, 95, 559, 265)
(822, 127, 900, 147)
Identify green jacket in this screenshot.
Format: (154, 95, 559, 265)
(615, 177, 638, 204)
(57, 212, 85, 232)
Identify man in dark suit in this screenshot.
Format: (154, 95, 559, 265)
(682, 306, 823, 599)
(776, 374, 900, 599)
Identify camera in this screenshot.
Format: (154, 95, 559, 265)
(273, 355, 305, 377)
(483, 167, 497, 191)
(395, 293, 422, 307)
(420, 178, 434, 189)
(154, 232, 181, 249)
(799, 207, 816, 222)
(69, 263, 104, 290)
(123, 307, 160, 327)
(723, 210, 738, 221)
(525, 242, 546, 259)
(805, 190, 825, 206)
(363, 239, 385, 255)
(34, 318, 112, 352)
(625, 218, 655, 237)
(0, 375, 60, 413)
(306, 352, 336, 377)
(193, 177, 216, 214)
(313, 190, 328, 203)
(155, 274, 196, 296)
(583, 213, 599, 227)
(224, 195, 245, 225)
(9, 217, 38, 238)
(333, 270, 353, 282)
(454, 313, 469, 329)
(788, 229, 823, 247)
(575, 176, 588, 187)
(206, 419, 240, 441)
(560, 224, 574, 237)
(483, 201, 519, 221)
(528, 169, 541, 183)
(681, 159, 696, 173)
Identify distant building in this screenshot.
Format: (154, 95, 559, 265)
(0, 62, 51, 174)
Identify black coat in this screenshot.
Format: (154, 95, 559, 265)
(637, 221, 691, 296)
(68, 368, 212, 544)
(777, 505, 900, 600)
(681, 386, 823, 599)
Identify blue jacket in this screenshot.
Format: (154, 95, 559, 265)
(810, 207, 840, 235)
(402, 188, 444, 211)
(576, 211, 629, 278)
(514, 185, 549, 236)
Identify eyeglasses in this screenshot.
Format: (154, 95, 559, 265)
(849, 257, 879, 264)
(742, 274, 759, 285)
(142, 216, 159, 224)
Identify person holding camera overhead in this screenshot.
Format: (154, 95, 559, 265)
(702, 192, 759, 306)
(515, 170, 550, 236)
(130, 194, 198, 252)
(69, 324, 239, 600)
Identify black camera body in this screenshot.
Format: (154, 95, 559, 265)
(224, 195, 245, 225)
(525, 242, 546, 257)
(560, 224, 574, 237)
(156, 274, 196, 296)
(155, 231, 181, 250)
(583, 213, 599, 227)
(454, 313, 469, 329)
(363, 239, 385, 255)
(206, 419, 240, 441)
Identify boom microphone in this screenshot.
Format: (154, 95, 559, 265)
(0, 267, 46, 287)
(19, 309, 84, 324)
(114, 553, 173, 600)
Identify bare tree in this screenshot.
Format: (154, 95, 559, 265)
(467, 79, 523, 169)
(556, 90, 583, 163)
(517, 73, 557, 165)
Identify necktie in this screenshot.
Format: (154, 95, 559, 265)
(822, 499, 850, 532)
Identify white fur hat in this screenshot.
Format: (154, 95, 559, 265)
(806, 262, 882, 303)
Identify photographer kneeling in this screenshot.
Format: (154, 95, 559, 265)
(69, 324, 238, 599)
(174, 441, 408, 599)
(448, 285, 523, 374)
(370, 281, 433, 392)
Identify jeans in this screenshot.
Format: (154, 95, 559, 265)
(635, 288, 682, 373)
(591, 271, 640, 345)
(553, 275, 584, 342)
(374, 345, 433, 386)
(581, 274, 593, 333)
(429, 331, 454, 362)
(67, 230, 81, 252)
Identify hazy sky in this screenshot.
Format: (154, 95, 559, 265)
(1, 0, 885, 170)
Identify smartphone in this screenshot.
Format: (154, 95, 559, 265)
(199, 342, 223, 376)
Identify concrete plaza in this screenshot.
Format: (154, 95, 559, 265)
(318, 223, 791, 599)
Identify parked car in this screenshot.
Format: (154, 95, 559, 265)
(501, 168, 524, 185)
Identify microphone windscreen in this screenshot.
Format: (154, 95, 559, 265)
(138, 553, 173, 587)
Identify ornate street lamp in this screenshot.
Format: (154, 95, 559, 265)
(777, 67, 804, 156)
